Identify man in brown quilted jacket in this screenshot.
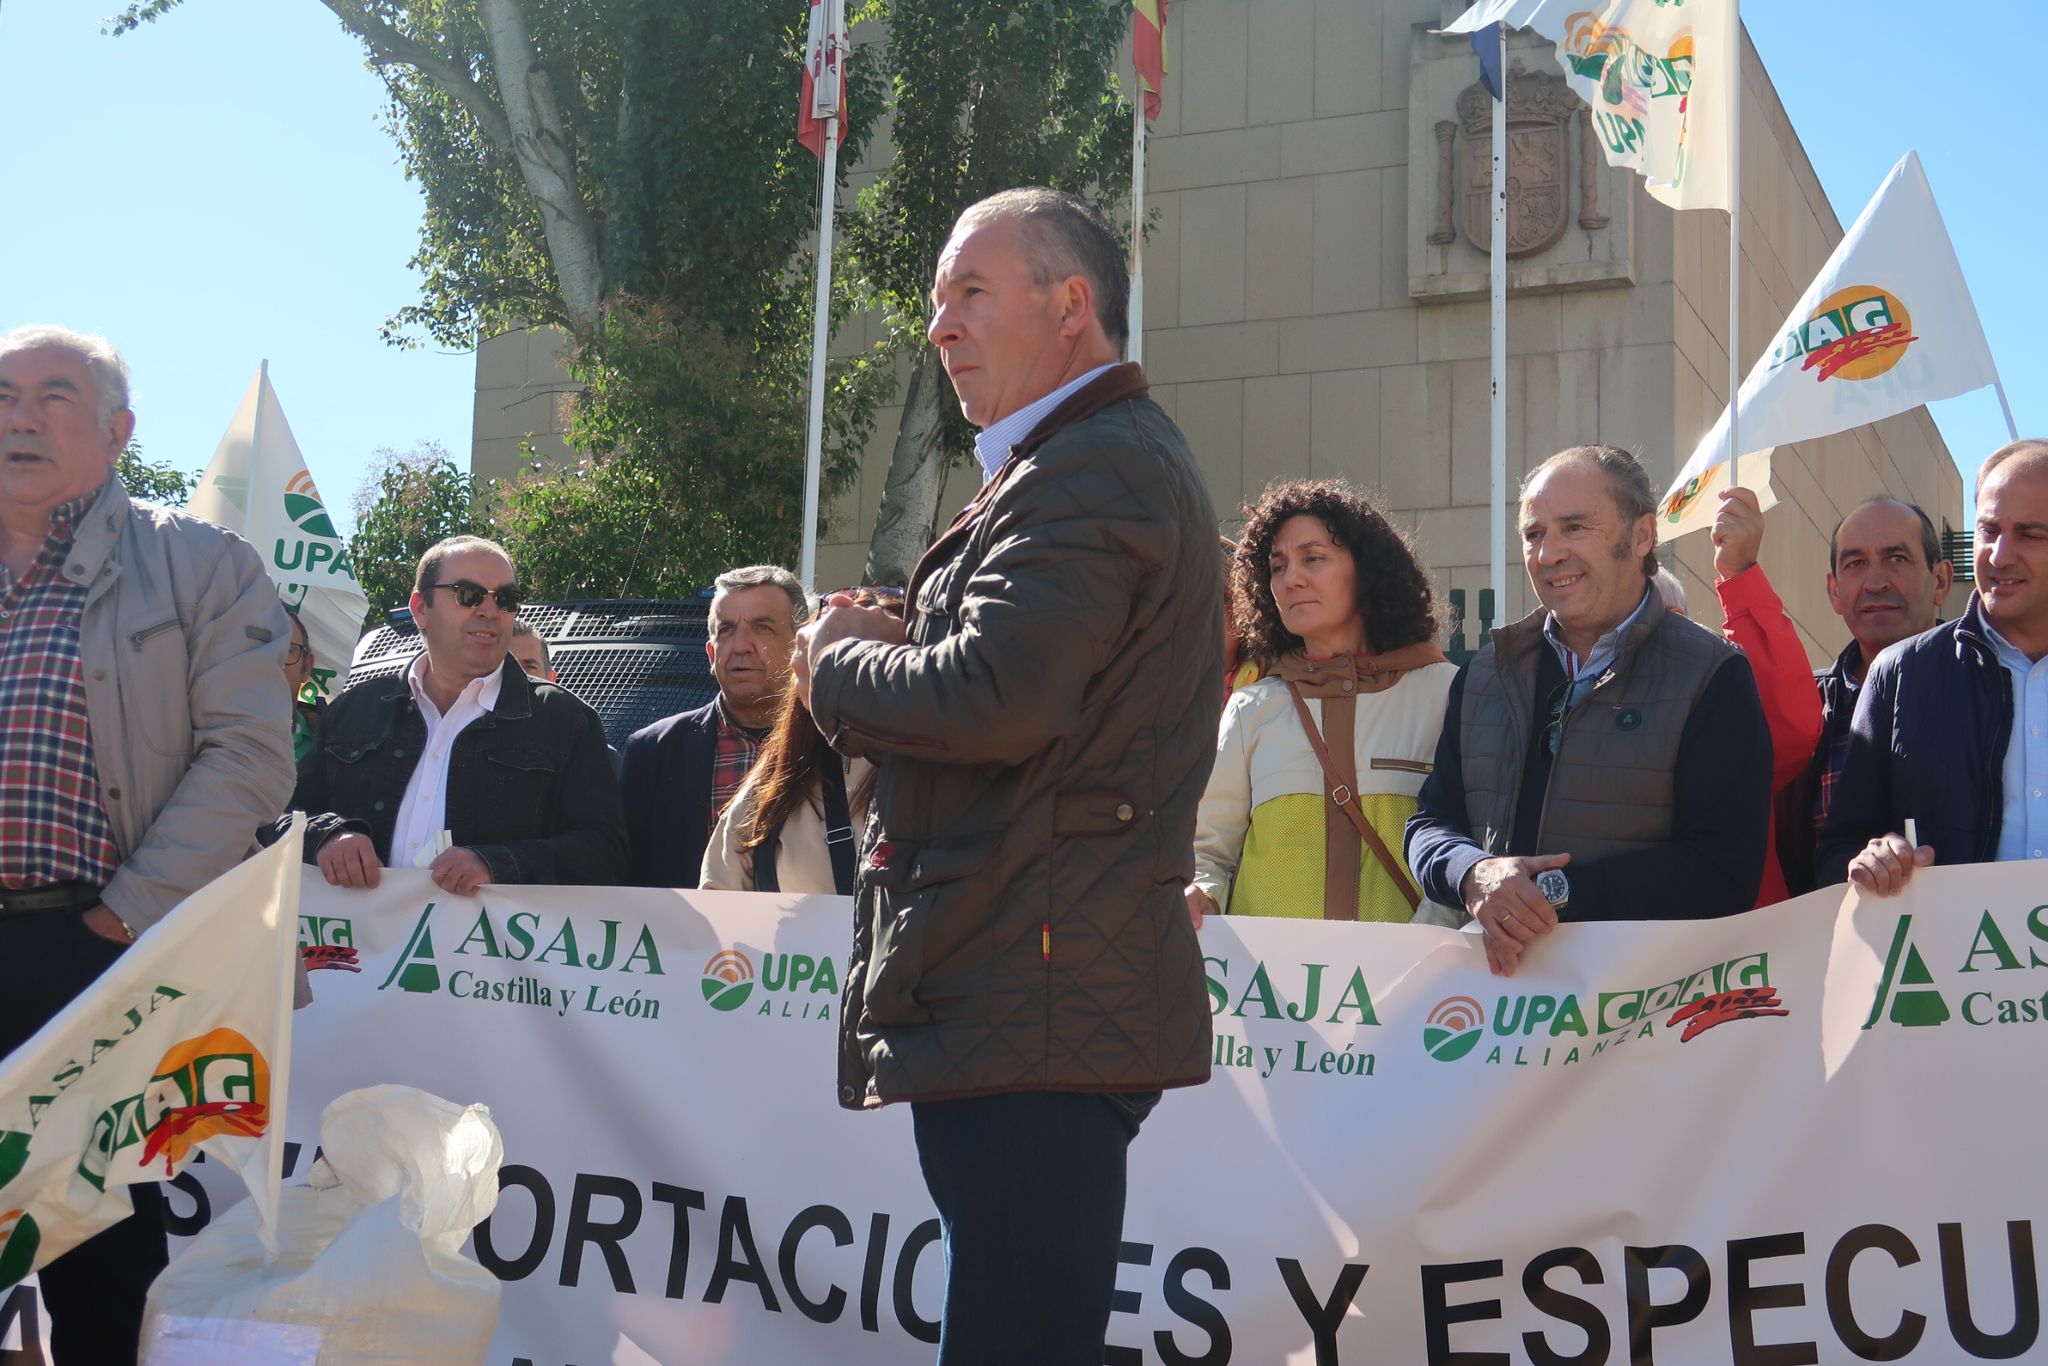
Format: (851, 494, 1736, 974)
(793, 187, 1223, 1365)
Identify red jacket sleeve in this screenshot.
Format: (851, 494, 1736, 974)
(1715, 565, 1823, 794)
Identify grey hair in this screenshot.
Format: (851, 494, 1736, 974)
(1522, 443, 1660, 578)
(953, 187, 1129, 351)
(0, 324, 133, 423)
(711, 564, 809, 629)
(1652, 565, 1690, 615)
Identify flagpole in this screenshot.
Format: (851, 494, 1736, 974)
(1488, 22, 1508, 618)
(799, 112, 839, 591)
(1727, 3, 1742, 489)
(1995, 381, 2021, 441)
(1130, 85, 1147, 366)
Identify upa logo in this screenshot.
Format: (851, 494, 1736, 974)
(283, 470, 340, 539)
(0, 1208, 37, 1291)
(1423, 996, 1487, 1061)
(1769, 285, 1918, 383)
(702, 950, 756, 1012)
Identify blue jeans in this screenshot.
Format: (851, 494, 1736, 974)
(911, 1089, 1160, 1366)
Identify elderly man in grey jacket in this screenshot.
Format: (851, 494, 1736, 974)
(0, 325, 296, 1363)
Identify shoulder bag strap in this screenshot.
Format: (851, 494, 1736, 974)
(1285, 683, 1421, 913)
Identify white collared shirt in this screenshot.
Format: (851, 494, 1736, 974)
(971, 363, 1119, 482)
(389, 655, 504, 868)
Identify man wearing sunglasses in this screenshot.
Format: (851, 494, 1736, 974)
(1405, 445, 1773, 977)
(286, 535, 626, 894)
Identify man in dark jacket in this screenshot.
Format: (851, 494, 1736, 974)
(1406, 445, 1773, 976)
(1823, 439, 2048, 893)
(617, 564, 806, 887)
(791, 188, 1221, 1366)
(1775, 495, 1952, 893)
(291, 536, 624, 890)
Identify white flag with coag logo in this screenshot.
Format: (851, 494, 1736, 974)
(1659, 151, 2001, 539)
(1443, 0, 1734, 211)
(189, 364, 369, 700)
(0, 824, 302, 1291)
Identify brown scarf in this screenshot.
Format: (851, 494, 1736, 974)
(1273, 644, 1444, 918)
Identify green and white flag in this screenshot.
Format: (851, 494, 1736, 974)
(0, 825, 303, 1291)
(1444, 0, 1734, 211)
(189, 364, 369, 700)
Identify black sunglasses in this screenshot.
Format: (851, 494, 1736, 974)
(428, 579, 525, 613)
(1544, 676, 1596, 756)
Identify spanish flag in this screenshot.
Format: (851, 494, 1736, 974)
(1133, 0, 1169, 122)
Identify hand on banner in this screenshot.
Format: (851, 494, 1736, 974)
(1712, 487, 1767, 581)
(318, 831, 385, 889)
(1847, 832, 1934, 897)
(429, 846, 492, 898)
(1184, 885, 1220, 929)
(793, 592, 909, 709)
(1460, 853, 1568, 977)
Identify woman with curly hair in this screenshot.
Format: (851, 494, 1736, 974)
(702, 586, 904, 894)
(1189, 479, 1456, 924)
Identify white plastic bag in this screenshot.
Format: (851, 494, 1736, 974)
(142, 1085, 504, 1365)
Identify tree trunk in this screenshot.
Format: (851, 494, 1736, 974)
(476, 0, 605, 332)
(864, 350, 954, 586)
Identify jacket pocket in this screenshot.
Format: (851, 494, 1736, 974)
(130, 616, 193, 757)
(863, 829, 1003, 1027)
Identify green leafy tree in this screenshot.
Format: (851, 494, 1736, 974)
(845, 0, 1136, 583)
(112, 0, 888, 591)
(349, 442, 488, 617)
(116, 440, 195, 506)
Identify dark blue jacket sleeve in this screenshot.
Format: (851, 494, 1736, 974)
(1404, 666, 1486, 908)
(1815, 655, 1900, 887)
(1566, 653, 1773, 920)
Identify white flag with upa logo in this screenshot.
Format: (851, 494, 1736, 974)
(1442, 0, 1733, 211)
(1659, 151, 2001, 539)
(189, 363, 369, 700)
(0, 823, 303, 1292)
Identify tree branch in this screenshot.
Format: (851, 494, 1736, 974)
(317, 0, 516, 156)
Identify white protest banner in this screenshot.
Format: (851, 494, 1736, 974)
(189, 364, 369, 700)
(1659, 151, 2001, 538)
(178, 865, 2046, 1363)
(1444, 0, 1733, 211)
(0, 826, 302, 1296)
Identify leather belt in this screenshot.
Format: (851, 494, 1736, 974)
(0, 882, 104, 915)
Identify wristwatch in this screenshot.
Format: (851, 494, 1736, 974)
(1535, 869, 1570, 909)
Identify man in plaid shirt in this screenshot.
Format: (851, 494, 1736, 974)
(0, 326, 295, 1362)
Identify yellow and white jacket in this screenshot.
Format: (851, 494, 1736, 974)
(1193, 658, 1456, 921)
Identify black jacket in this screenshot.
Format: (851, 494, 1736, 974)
(618, 699, 722, 888)
(1818, 597, 2012, 884)
(287, 654, 626, 884)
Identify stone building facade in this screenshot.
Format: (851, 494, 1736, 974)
(472, 0, 1964, 665)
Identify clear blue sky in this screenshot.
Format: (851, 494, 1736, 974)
(3, 1, 2037, 537)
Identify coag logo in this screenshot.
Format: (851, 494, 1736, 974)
(298, 914, 359, 973)
(1661, 466, 1717, 524)
(0, 1209, 38, 1290)
(1423, 996, 1487, 1061)
(283, 470, 340, 539)
(1769, 286, 1917, 383)
(702, 950, 756, 1012)
(79, 1029, 270, 1190)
